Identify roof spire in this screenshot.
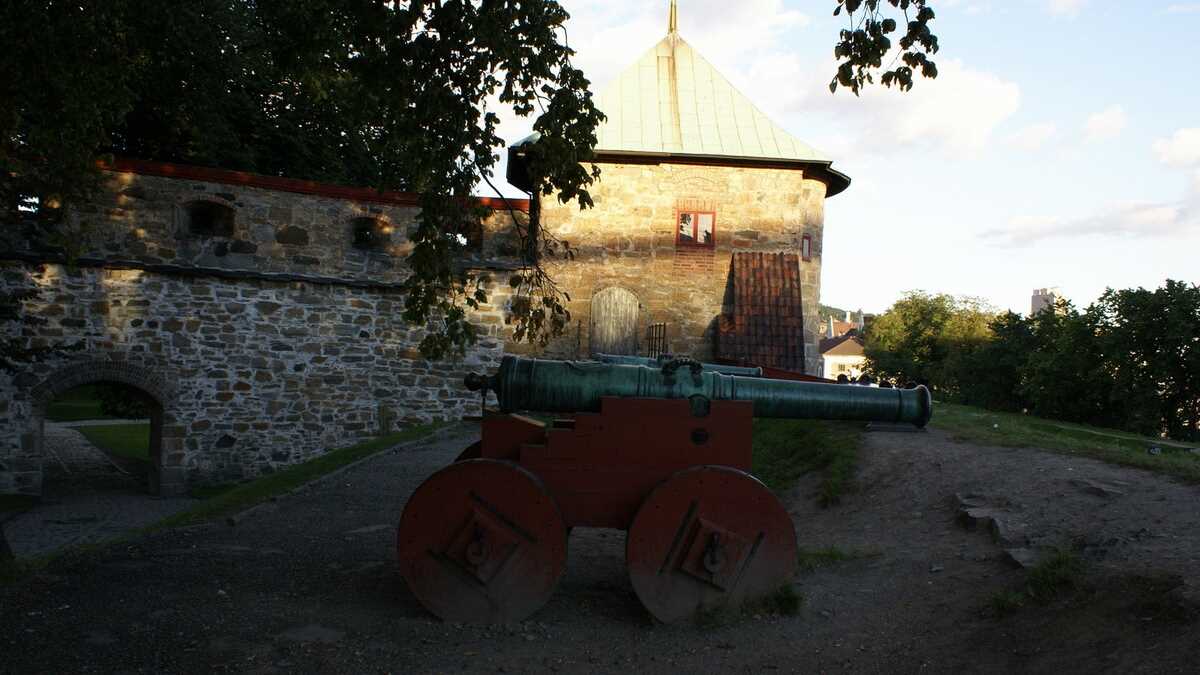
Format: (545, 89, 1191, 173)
(668, 0, 678, 35)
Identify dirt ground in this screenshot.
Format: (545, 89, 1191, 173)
(2, 422, 1198, 674)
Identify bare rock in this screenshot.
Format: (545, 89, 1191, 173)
(1004, 548, 1041, 569)
(1070, 478, 1126, 498)
(957, 507, 1002, 532)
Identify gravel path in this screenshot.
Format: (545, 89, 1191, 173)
(2, 421, 1197, 673)
(3, 423, 198, 559)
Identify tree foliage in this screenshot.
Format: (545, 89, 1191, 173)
(1, 0, 604, 358)
(830, 0, 940, 94)
(863, 291, 990, 396)
(864, 281, 1200, 442)
(1, 0, 944, 367)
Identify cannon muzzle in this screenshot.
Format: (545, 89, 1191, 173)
(468, 356, 932, 427)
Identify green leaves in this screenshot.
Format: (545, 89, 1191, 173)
(867, 281, 1200, 442)
(829, 0, 940, 95)
(2, 1, 604, 362)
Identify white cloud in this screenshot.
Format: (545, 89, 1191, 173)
(1083, 105, 1127, 142)
(814, 59, 1020, 159)
(1153, 128, 1200, 167)
(1047, 0, 1088, 16)
(983, 178, 1200, 246)
(493, 1, 1020, 165)
(1166, 3, 1200, 13)
(558, 0, 808, 91)
(1008, 123, 1058, 152)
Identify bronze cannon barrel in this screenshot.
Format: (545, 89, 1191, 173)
(593, 353, 764, 377)
(468, 356, 932, 427)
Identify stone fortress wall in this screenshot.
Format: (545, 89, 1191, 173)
(1, 156, 830, 497)
(0, 162, 518, 496)
(529, 160, 827, 374)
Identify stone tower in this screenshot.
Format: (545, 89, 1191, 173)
(531, 1, 850, 374)
(1031, 287, 1063, 316)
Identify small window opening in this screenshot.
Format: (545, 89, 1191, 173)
(801, 233, 813, 262)
(352, 217, 392, 251)
(676, 210, 715, 247)
(184, 200, 235, 237)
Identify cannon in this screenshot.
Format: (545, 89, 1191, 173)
(593, 352, 764, 377)
(397, 356, 932, 624)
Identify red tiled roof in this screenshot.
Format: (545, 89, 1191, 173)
(825, 319, 856, 338)
(716, 252, 806, 372)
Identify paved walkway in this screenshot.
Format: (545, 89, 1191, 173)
(3, 423, 196, 559)
(3, 492, 199, 558)
(42, 423, 129, 480)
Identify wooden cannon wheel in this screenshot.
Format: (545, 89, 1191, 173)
(397, 459, 567, 623)
(625, 465, 798, 624)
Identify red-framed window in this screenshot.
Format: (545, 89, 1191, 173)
(801, 233, 813, 261)
(676, 210, 716, 247)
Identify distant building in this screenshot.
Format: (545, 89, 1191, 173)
(823, 309, 864, 339)
(820, 333, 865, 380)
(1031, 287, 1063, 316)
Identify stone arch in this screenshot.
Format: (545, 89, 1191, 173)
(664, 169, 721, 193)
(589, 285, 642, 356)
(27, 359, 184, 496)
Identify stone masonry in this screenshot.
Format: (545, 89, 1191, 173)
(1, 156, 830, 498)
(0, 163, 517, 496)
(516, 161, 827, 373)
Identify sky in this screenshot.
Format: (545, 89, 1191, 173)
(485, 0, 1200, 316)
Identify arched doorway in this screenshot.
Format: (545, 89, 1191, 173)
(589, 286, 641, 356)
(42, 383, 159, 494)
(28, 360, 180, 496)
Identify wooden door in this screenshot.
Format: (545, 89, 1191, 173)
(590, 286, 640, 355)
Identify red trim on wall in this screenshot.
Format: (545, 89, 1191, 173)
(99, 157, 530, 212)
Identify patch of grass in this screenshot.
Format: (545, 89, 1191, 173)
(932, 403, 1200, 483)
(0, 538, 119, 586)
(1026, 548, 1084, 601)
(796, 545, 880, 572)
(150, 422, 449, 530)
(750, 583, 804, 616)
(694, 584, 804, 628)
(989, 589, 1027, 617)
(76, 424, 151, 462)
(187, 484, 238, 500)
(752, 419, 864, 505)
(985, 547, 1085, 617)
